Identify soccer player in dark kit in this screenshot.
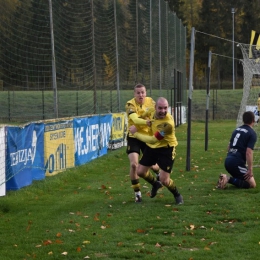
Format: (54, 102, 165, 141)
(217, 111, 257, 189)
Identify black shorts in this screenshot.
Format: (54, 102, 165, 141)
(139, 145, 175, 173)
(126, 135, 146, 155)
(225, 156, 247, 179)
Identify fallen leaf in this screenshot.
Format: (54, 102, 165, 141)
(56, 232, 62, 237)
(83, 241, 91, 244)
(137, 229, 146, 233)
(43, 240, 52, 246)
(208, 242, 217, 246)
(101, 225, 106, 229)
(61, 252, 68, 255)
(48, 251, 53, 255)
(76, 247, 81, 252)
(155, 243, 161, 247)
(94, 213, 100, 221)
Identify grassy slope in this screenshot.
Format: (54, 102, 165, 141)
(0, 121, 260, 260)
(0, 89, 243, 123)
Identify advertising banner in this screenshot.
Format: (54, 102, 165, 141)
(0, 127, 6, 196)
(109, 113, 127, 150)
(44, 121, 74, 176)
(99, 114, 113, 156)
(6, 123, 44, 190)
(74, 115, 112, 166)
(246, 105, 259, 122)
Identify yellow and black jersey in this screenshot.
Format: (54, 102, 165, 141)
(125, 97, 155, 137)
(147, 112, 178, 148)
(133, 112, 178, 149)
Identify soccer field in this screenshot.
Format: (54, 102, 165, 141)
(0, 121, 259, 259)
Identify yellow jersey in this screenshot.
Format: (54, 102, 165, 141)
(125, 97, 155, 137)
(147, 112, 178, 149)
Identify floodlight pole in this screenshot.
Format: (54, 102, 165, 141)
(231, 8, 235, 90)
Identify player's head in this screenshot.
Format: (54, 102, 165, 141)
(134, 83, 146, 105)
(243, 111, 255, 125)
(155, 97, 168, 119)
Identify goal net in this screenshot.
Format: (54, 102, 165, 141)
(237, 43, 260, 167)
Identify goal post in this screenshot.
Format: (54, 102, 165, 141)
(237, 43, 260, 167)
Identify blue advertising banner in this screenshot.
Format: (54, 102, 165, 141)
(0, 127, 6, 196)
(6, 123, 44, 190)
(99, 114, 113, 156)
(73, 115, 112, 166)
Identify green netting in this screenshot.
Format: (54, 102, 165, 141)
(0, 0, 186, 122)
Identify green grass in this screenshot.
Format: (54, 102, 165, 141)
(0, 89, 244, 123)
(1, 121, 260, 259)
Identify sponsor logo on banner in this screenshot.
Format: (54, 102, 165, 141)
(44, 121, 74, 176)
(10, 130, 37, 167)
(109, 113, 127, 150)
(6, 123, 44, 190)
(73, 115, 112, 166)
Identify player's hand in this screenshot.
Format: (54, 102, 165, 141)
(129, 125, 137, 134)
(146, 120, 152, 127)
(244, 170, 253, 181)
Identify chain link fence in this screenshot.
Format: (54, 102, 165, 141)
(0, 0, 186, 123)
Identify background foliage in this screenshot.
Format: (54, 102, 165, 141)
(166, 0, 260, 89)
(0, 0, 186, 121)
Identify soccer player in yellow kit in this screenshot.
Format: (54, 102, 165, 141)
(126, 83, 160, 203)
(129, 97, 183, 205)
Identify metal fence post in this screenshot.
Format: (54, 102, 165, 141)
(48, 0, 58, 118)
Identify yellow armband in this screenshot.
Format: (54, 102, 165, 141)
(134, 132, 157, 144)
(129, 113, 147, 125)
